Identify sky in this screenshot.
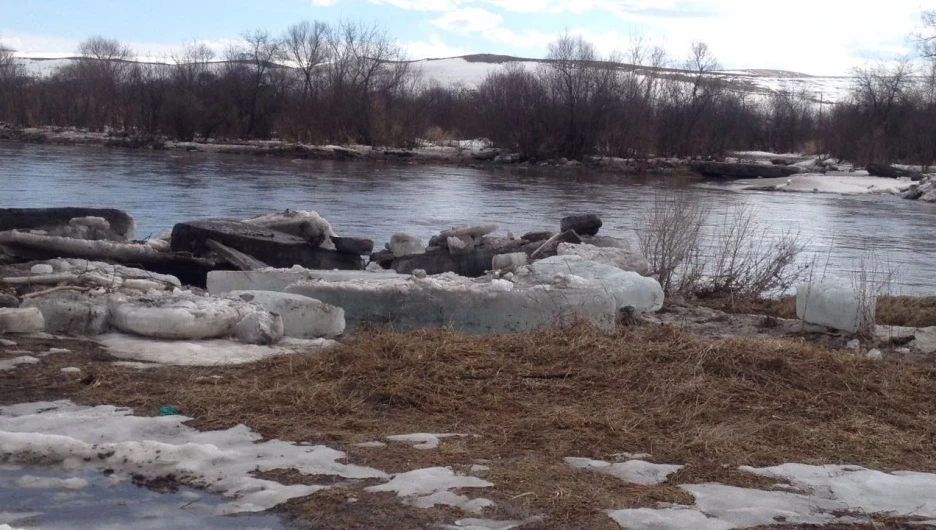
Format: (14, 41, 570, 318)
(0, 0, 930, 75)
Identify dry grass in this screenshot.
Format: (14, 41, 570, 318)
(697, 294, 936, 328)
(5, 325, 936, 528)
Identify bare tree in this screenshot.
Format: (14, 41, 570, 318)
(916, 10, 936, 60)
(284, 21, 330, 97)
(71, 36, 135, 129)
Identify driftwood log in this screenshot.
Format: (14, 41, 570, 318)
(0, 230, 217, 286)
(205, 239, 269, 271)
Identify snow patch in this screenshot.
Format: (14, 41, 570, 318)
(0, 356, 40, 372)
(565, 457, 683, 486)
(0, 400, 386, 515)
(365, 467, 494, 513)
(386, 433, 466, 450)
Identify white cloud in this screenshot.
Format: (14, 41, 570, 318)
(404, 33, 469, 59)
(310, 0, 338, 5)
(370, 0, 458, 9)
(432, 7, 503, 33)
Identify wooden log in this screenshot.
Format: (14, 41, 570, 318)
(206, 239, 269, 271)
(531, 230, 582, 259)
(0, 207, 135, 240)
(866, 163, 924, 181)
(0, 230, 217, 287)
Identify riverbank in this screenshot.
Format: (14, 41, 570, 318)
(4, 320, 936, 529)
(0, 125, 690, 177)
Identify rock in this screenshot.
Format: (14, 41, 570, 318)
(690, 161, 802, 179)
(560, 214, 602, 236)
(21, 291, 110, 335)
(439, 224, 499, 240)
(171, 219, 363, 271)
(865, 348, 883, 360)
(30, 264, 54, 275)
(492, 253, 528, 271)
(245, 210, 337, 248)
(0, 294, 19, 308)
(109, 292, 253, 340)
(522, 231, 554, 242)
(0, 207, 135, 240)
(391, 247, 502, 278)
(333, 236, 374, 256)
(284, 273, 617, 334)
(233, 311, 284, 345)
(527, 256, 664, 313)
(556, 243, 651, 276)
(0, 307, 46, 334)
(229, 290, 345, 338)
(388, 233, 425, 257)
(796, 283, 871, 334)
(207, 268, 400, 295)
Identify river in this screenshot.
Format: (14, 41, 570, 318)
(2, 142, 934, 294)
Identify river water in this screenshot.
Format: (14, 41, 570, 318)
(2, 142, 935, 294)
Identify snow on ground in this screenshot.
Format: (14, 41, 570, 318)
(603, 462, 936, 529)
(0, 400, 385, 515)
(364, 467, 494, 513)
(97, 333, 336, 366)
(0, 356, 39, 372)
(565, 457, 683, 486)
(707, 174, 914, 196)
(386, 433, 468, 450)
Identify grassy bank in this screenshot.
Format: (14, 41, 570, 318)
(4, 325, 936, 528)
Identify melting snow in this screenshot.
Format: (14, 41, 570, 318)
(386, 433, 466, 450)
(606, 463, 936, 529)
(0, 400, 385, 515)
(565, 457, 683, 486)
(365, 467, 494, 513)
(0, 356, 39, 372)
(13, 475, 89, 489)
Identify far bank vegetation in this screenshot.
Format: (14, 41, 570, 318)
(0, 13, 934, 166)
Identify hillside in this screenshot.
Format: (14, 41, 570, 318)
(12, 54, 856, 104)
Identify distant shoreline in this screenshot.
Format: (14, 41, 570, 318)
(0, 125, 693, 177)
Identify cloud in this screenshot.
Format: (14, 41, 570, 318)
(370, 0, 457, 9)
(431, 8, 503, 33)
(404, 34, 469, 59)
(310, 0, 338, 5)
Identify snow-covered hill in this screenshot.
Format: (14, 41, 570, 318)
(12, 54, 857, 104)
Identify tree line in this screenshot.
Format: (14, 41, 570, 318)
(0, 14, 934, 166)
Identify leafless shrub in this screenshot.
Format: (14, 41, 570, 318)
(637, 191, 708, 295)
(708, 202, 807, 301)
(851, 248, 897, 337)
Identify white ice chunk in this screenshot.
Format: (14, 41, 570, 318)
(557, 243, 651, 276)
(529, 256, 664, 313)
(98, 333, 335, 366)
(0, 308, 45, 334)
(230, 290, 345, 338)
(796, 282, 870, 333)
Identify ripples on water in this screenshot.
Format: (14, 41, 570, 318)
(2, 142, 935, 293)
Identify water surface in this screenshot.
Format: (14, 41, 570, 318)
(2, 142, 934, 293)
